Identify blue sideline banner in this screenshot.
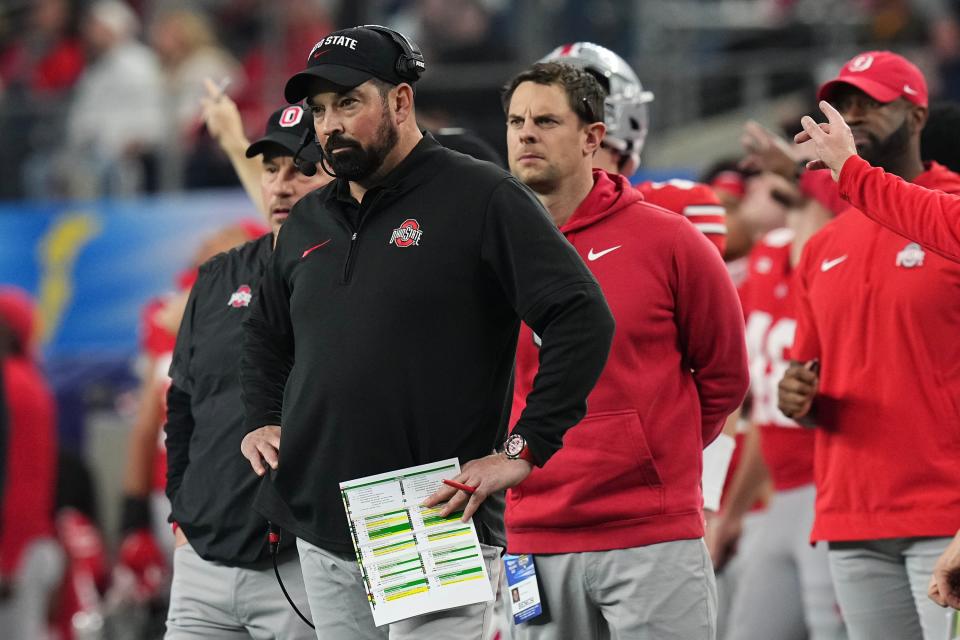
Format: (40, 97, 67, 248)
(0, 189, 259, 359)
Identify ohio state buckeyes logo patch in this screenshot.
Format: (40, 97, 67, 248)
(278, 106, 304, 127)
(228, 285, 252, 308)
(895, 242, 925, 268)
(389, 219, 423, 248)
(848, 54, 874, 72)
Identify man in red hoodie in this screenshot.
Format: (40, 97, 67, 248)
(502, 62, 749, 639)
(0, 287, 62, 638)
(779, 51, 960, 640)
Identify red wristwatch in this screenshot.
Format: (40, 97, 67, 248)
(502, 433, 535, 464)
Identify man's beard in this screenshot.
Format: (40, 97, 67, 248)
(324, 106, 399, 182)
(858, 118, 911, 170)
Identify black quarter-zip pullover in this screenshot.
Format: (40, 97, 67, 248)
(165, 233, 293, 564)
(241, 134, 615, 552)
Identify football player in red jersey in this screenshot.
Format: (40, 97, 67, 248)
(541, 42, 727, 256)
(709, 202, 844, 639)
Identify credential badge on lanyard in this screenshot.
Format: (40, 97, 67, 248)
(503, 553, 543, 624)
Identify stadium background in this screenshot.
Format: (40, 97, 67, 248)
(1, 0, 958, 634)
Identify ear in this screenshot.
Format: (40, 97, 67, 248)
(582, 121, 606, 157)
(909, 104, 928, 136)
(393, 83, 415, 125)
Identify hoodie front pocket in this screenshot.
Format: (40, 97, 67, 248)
(509, 409, 664, 529)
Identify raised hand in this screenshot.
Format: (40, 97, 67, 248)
(794, 100, 857, 181)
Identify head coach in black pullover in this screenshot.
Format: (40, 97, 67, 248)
(239, 26, 615, 639)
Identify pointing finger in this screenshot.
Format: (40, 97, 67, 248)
(800, 115, 825, 143)
(820, 100, 844, 127)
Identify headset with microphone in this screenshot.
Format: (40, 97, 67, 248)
(292, 128, 335, 178)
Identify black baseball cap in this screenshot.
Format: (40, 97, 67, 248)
(245, 104, 321, 163)
(285, 26, 418, 103)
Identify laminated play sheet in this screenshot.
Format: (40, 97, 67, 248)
(339, 458, 494, 626)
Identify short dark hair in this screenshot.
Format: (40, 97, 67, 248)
(370, 77, 395, 101)
(501, 62, 605, 126)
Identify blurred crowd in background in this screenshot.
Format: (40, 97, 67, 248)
(4, 1, 960, 638)
(3, 0, 960, 200)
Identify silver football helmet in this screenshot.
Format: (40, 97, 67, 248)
(541, 42, 654, 167)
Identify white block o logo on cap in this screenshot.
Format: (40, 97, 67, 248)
(848, 55, 874, 72)
(279, 106, 305, 127)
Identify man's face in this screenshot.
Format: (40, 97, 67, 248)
(830, 85, 915, 167)
(260, 154, 332, 234)
(308, 80, 399, 183)
(507, 81, 594, 194)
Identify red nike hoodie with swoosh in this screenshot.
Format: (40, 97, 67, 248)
(506, 170, 749, 553)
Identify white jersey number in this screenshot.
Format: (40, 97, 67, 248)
(744, 311, 798, 428)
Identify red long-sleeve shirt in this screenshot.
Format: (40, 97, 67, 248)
(792, 161, 960, 542)
(839, 154, 960, 263)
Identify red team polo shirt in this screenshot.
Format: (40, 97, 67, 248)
(740, 228, 815, 491)
(792, 162, 960, 542)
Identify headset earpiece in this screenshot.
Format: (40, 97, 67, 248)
(363, 24, 425, 82)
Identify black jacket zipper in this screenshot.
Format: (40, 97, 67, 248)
(340, 190, 388, 284)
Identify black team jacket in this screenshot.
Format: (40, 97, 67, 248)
(165, 233, 293, 564)
(241, 134, 615, 553)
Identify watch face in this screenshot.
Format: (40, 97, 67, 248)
(504, 434, 525, 457)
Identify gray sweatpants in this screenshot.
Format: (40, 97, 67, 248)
(296, 538, 503, 640)
(512, 538, 717, 640)
(715, 511, 764, 640)
(727, 485, 845, 640)
(164, 543, 315, 639)
(828, 536, 952, 640)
